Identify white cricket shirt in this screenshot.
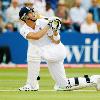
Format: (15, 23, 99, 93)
(20, 18, 54, 47)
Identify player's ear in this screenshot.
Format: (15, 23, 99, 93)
(19, 19, 26, 23)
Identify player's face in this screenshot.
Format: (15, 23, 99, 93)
(27, 11, 37, 21)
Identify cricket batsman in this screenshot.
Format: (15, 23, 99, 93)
(19, 7, 100, 91)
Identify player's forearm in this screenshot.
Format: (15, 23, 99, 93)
(49, 35, 60, 44)
(26, 26, 50, 40)
(52, 39, 60, 44)
(53, 31, 58, 36)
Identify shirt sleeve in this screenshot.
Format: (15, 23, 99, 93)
(94, 24, 98, 33)
(80, 24, 86, 33)
(47, 29, 54, 36)
(20, 27, 31, 39)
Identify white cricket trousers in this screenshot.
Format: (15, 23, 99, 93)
(41, 43, 68, 87)
(27, 42, 68, 87)
(47, 60, 68, 87)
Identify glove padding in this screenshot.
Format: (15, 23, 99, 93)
(48, 18, 61, 31)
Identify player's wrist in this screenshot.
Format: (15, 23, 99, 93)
(53, 34, 60, 41)
(53, 31, 58, 36)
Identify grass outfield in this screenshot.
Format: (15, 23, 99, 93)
(0, 67, 100, 100)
